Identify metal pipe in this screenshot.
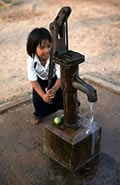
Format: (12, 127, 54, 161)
(72, 75, 97, 102)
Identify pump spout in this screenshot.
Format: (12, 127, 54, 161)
(72, 75, 97, 102)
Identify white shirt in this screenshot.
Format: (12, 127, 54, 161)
(27, 55, 60, 81)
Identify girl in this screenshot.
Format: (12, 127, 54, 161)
(26, 27, 63, 124)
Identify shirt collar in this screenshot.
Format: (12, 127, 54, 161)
(33, 54, 50, 68)
(33, 54, 40, 64)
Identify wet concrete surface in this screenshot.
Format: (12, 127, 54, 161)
(0, 84, 120, 185)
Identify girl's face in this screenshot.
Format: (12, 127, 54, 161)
(36, 39, 51, 62)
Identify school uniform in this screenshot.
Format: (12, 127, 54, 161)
(27, 55, 63, 117)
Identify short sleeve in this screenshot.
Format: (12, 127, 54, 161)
(55, 63, 61, 78)
(27, 56, 37, 81)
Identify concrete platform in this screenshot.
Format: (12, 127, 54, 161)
(0, 83, 120, 184)
(43, 120, 101, 171)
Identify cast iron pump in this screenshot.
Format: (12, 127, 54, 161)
(48, 6, 97, 128)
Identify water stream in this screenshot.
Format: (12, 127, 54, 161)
(85, 102, 97, 156)
(88, 102, 94, 127)
(85, 102, 95, 133)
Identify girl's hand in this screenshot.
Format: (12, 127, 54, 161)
(42, 94, 51, 102)
(47, 88, 56, 99)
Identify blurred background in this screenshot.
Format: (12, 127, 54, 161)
(0, 0, 120, 104)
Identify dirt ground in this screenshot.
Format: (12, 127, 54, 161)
(0, 84, 120, 185)
(0, 0, 120, 104)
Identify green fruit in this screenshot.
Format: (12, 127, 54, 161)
(54, 117, 62, 124)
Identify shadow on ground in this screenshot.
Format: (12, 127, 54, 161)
(0, 84, 120, 185)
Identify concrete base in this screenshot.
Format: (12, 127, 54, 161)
(43, 119, 102, 171)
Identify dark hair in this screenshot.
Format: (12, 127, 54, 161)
(26, 27, 52, 57)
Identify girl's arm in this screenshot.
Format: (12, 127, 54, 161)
(31, 81, 50, 102)
(47, 78, 61, 99)
(52, 78, 61, 92)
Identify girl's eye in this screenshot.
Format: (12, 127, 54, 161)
(40, 46, 44, 49)
(40, 45, 51, 49)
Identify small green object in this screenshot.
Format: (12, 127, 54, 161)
(54, 117, 62, 124)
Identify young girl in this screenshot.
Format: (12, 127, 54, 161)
(26, 27, 63, 124)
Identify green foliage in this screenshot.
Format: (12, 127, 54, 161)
(3, 0, 12, 3)
(0, 0, 22, 10)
